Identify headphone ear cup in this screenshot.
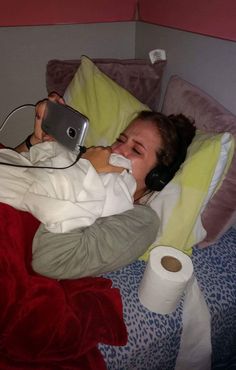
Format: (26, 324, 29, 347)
(145, 165, 171, 191)
(145, 150, 186, 191)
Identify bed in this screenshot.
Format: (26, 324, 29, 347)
(0, 55, 235, 370)
(100, 226, 236, 370)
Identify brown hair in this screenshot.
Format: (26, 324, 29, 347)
(135, 111, 196, 167)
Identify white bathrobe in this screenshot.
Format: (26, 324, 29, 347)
(0, 142, 136, 233)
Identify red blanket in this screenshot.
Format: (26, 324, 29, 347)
(0, 203, 127, 369)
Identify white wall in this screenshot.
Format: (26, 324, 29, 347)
(1, 20, 236, 147)
(0, 22, 136, 146)
(135, 22, 236, 116)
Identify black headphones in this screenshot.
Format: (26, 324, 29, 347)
(145, 113, 187, 192)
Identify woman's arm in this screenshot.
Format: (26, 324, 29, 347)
(15, 93, 65, 153)
(32, 205, 159, 279)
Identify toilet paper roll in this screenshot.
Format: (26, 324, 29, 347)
(138, 245, 212, 370)
(138, 245, 193, 314)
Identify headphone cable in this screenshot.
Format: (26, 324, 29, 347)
(0, 145, 87, 170)
(0, 103, 87, 169)
(0, 104, 35, 132)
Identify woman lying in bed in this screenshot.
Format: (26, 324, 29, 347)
(1, 93, 196, 279)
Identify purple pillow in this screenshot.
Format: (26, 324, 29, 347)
(162, 75, 236, 247)
(46, 58, 166, 111)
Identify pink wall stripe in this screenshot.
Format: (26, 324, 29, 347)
(139, 0, 236, 42)
(0, 0, 137, 27)
(1, 0, 235, 42)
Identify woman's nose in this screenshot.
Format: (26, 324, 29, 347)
(112, 143, 129, 156)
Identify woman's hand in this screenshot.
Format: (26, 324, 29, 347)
(31, 92, 65, 146)
(15, 93, 65, 153)
(82, 146, 125, 173)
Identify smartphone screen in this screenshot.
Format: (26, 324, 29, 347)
(42, 100, 89, 152)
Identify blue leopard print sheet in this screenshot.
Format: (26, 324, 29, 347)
(100, 227, 236, 370)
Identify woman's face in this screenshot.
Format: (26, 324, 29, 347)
(111, 119, 163, 198)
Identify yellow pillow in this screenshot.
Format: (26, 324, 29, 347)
(63, 56, 150, 147)
(141, 130, 234, 260)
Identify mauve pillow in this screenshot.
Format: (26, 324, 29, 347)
(162, 75, 236, 247)
(46, 57, 166, 111)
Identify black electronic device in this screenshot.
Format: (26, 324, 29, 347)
(145, 160, 183, 191)
(145, 113, 187, 191)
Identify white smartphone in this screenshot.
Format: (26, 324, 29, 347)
(42, 100, 89, 152)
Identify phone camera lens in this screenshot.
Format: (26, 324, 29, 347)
(67, 127, 77, 139)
